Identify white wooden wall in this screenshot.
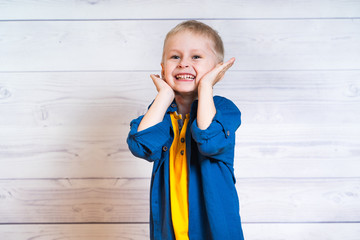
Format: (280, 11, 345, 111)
(1, 1, 360, 239)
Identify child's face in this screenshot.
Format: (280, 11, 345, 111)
(161, 30, 219, 95)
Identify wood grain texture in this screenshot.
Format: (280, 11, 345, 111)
(0, 19, 359, 71)
(1, 1, 360, 238)
(0, 178, 359, 223)
(1, 223, 360, 240)
(0, 179, 150, 223)
(0, 0, 359, 20)
(0, 124, 359, 178)
(243, 223, 360, 240)
(1, 71, 359, 126)
(1, 70, 359, 104)
(1, 71, 359, 178)
(0, 224, 149, 240)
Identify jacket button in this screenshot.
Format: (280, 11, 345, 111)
(180, 150, 184, 155)
(162, 146, 168, 152)
(227, 130, 230, 136)
(181, 138, 185, 143)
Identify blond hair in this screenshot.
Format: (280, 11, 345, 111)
(161, 20, 224, 63)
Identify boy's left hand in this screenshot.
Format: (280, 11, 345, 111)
(198, 57, 235, 88)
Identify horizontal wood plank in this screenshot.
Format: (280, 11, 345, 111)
(1, 100, 359, 126)
(0, 124, 359, 178)
(243, 223, 360, 240)
(0, 71, 359, 126)
(0, 224, 149, 240)
(0, 0, 359, 20)
(0, 179, 150, 223)
(0, 178, 359, 223)
(0, 20, 359, 71)
(1, 223, 360, 240)
(1, 71, 359, 104)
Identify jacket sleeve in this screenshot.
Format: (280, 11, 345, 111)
(127, 115, 171, 162)
(190, 96, 241, 165)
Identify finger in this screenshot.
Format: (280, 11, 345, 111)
(214, 58, 235, 83)
(214, 57, 235, 74)
(218, 58, 235, 80)
(150, 74, 161, 80)
(150, 74, 164, 85)
(150, 74, 163, 91)
(222, 57, 235, 71)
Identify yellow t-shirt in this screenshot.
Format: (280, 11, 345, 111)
(169, 112, 190, 240)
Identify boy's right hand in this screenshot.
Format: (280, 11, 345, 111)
(150, 74, 175, 98)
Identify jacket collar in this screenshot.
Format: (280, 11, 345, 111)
(167, 100, 178, 113)
(166, 99, 199, 122)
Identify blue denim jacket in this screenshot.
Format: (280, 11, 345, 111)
(127, 96, 244, 240)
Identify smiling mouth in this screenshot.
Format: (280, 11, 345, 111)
(175, 74, 196, 80)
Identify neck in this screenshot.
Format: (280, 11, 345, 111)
(174, 92, 196, 116)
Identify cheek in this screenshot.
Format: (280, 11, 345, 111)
(202, 59, 217, 70)
(196, 64, 214, 77)
(164, 72, 174, 82)
(162, 64, 175, 76)
(163, 73, 174, 85)
(161, 67, 169, 80)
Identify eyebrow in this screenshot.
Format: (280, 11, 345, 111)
(167, 49, 206, 54)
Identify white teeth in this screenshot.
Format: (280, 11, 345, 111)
(176, 74, 195, 80)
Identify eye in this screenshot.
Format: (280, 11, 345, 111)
(170, 55, 180, 59)
(192, 55, 201, 59)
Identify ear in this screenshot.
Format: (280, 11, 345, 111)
(161, 63, 165, 79)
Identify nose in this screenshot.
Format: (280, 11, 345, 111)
(178, 58, 189, 68)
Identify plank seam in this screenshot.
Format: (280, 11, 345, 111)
(0, 17, 360, 22)
(1, 69, 360, 74)
(0, 222, 149, 225)
(0, 177, 359, 181)
(1, 221, 360, 225)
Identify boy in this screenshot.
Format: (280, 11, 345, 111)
(127, 20, 244, 240)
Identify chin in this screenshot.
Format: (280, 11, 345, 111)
(175, 88, 198, 96)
